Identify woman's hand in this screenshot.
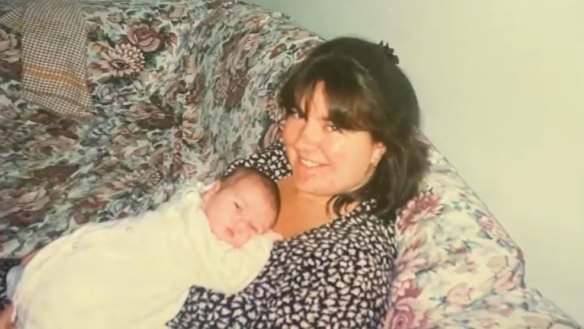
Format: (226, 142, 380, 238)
(0, 304, 15, 329)
(0, 249, 43, 329)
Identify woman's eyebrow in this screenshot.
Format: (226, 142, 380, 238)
(294, 106, 307, 116)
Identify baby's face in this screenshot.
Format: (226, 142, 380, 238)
(202, 176, 276, 248)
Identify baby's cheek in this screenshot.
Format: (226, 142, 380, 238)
(208, 222, 223, 240)
(207, 216, 231, 240)
(233, 230, 253, 247)
(207, 207, 233, 228)
(207, 215, 221, 232)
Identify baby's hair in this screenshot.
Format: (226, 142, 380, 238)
(221, 167, 281, 216)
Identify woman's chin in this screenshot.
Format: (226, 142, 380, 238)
(293, 163, 328, 179)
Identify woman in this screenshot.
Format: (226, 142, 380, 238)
(168, 37, 429, 327)
(0, 36, 428, 328)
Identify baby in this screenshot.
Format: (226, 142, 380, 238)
(2, 167, 280, 329)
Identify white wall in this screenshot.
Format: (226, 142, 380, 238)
(249, 0, 584, 323)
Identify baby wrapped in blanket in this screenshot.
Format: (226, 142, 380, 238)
(6, 167, 281, 329)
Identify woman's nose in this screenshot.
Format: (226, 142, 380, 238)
(295, 120, 321, 150)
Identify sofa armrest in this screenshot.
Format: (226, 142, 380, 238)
(385, 145, 580, 328)
(426, 289, 581, 329)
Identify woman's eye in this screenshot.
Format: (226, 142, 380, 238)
(326, 123, 340, 132)
(234, 202, 241, 211)
(287, 108, 304, 119)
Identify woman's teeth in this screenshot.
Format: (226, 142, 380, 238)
(300, 159, 319, 168)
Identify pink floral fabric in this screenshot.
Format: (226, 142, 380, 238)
(383, 144, 580, 328)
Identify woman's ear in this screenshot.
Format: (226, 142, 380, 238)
(201, 180, 221, 206)
(370, 142, 387, 166)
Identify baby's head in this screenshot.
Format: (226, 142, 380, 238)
(202, 168, 280, 247)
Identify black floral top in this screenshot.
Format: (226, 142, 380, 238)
(167, 141, 396, 328)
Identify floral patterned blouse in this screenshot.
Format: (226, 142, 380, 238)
(167, 141, 396, 328)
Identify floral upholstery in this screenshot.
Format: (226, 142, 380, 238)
(0, 0, 580, 327)
(0, 0, 320, 255)
(385, 144, 579, 328)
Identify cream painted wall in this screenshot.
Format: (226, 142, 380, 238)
(248, 0, 584, 322)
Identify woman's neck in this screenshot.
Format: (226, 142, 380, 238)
(279, 176, 330, 206)
(273, 177, 334, 238)
(273, 176, 365, 239)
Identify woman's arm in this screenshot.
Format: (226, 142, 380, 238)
(0, 250, 39, 329)
(288, 252, 391, 328)
(167, 251, 392, 328)
(209, 234, 276, 295)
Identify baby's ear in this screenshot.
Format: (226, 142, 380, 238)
(201, 180, 221, 204)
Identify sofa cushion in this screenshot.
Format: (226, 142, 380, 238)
(177, 0, 322, 169)
(384, 143, 579, 328)
(0, 0, 216, 255)
(0, 0, 321, 257)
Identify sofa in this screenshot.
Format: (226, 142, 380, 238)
(0, 0, 580, 327)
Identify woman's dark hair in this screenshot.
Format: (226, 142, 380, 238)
(278, 37, 429, 222)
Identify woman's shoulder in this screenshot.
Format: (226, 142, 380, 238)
(226, 140, 291, 180)
(345, 209, 396, 262)
(347, 200, 395, 241)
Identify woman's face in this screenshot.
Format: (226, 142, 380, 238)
(282, 81, 386, 197)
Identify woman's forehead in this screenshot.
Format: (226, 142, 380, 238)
(297, 82, 332, 118)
